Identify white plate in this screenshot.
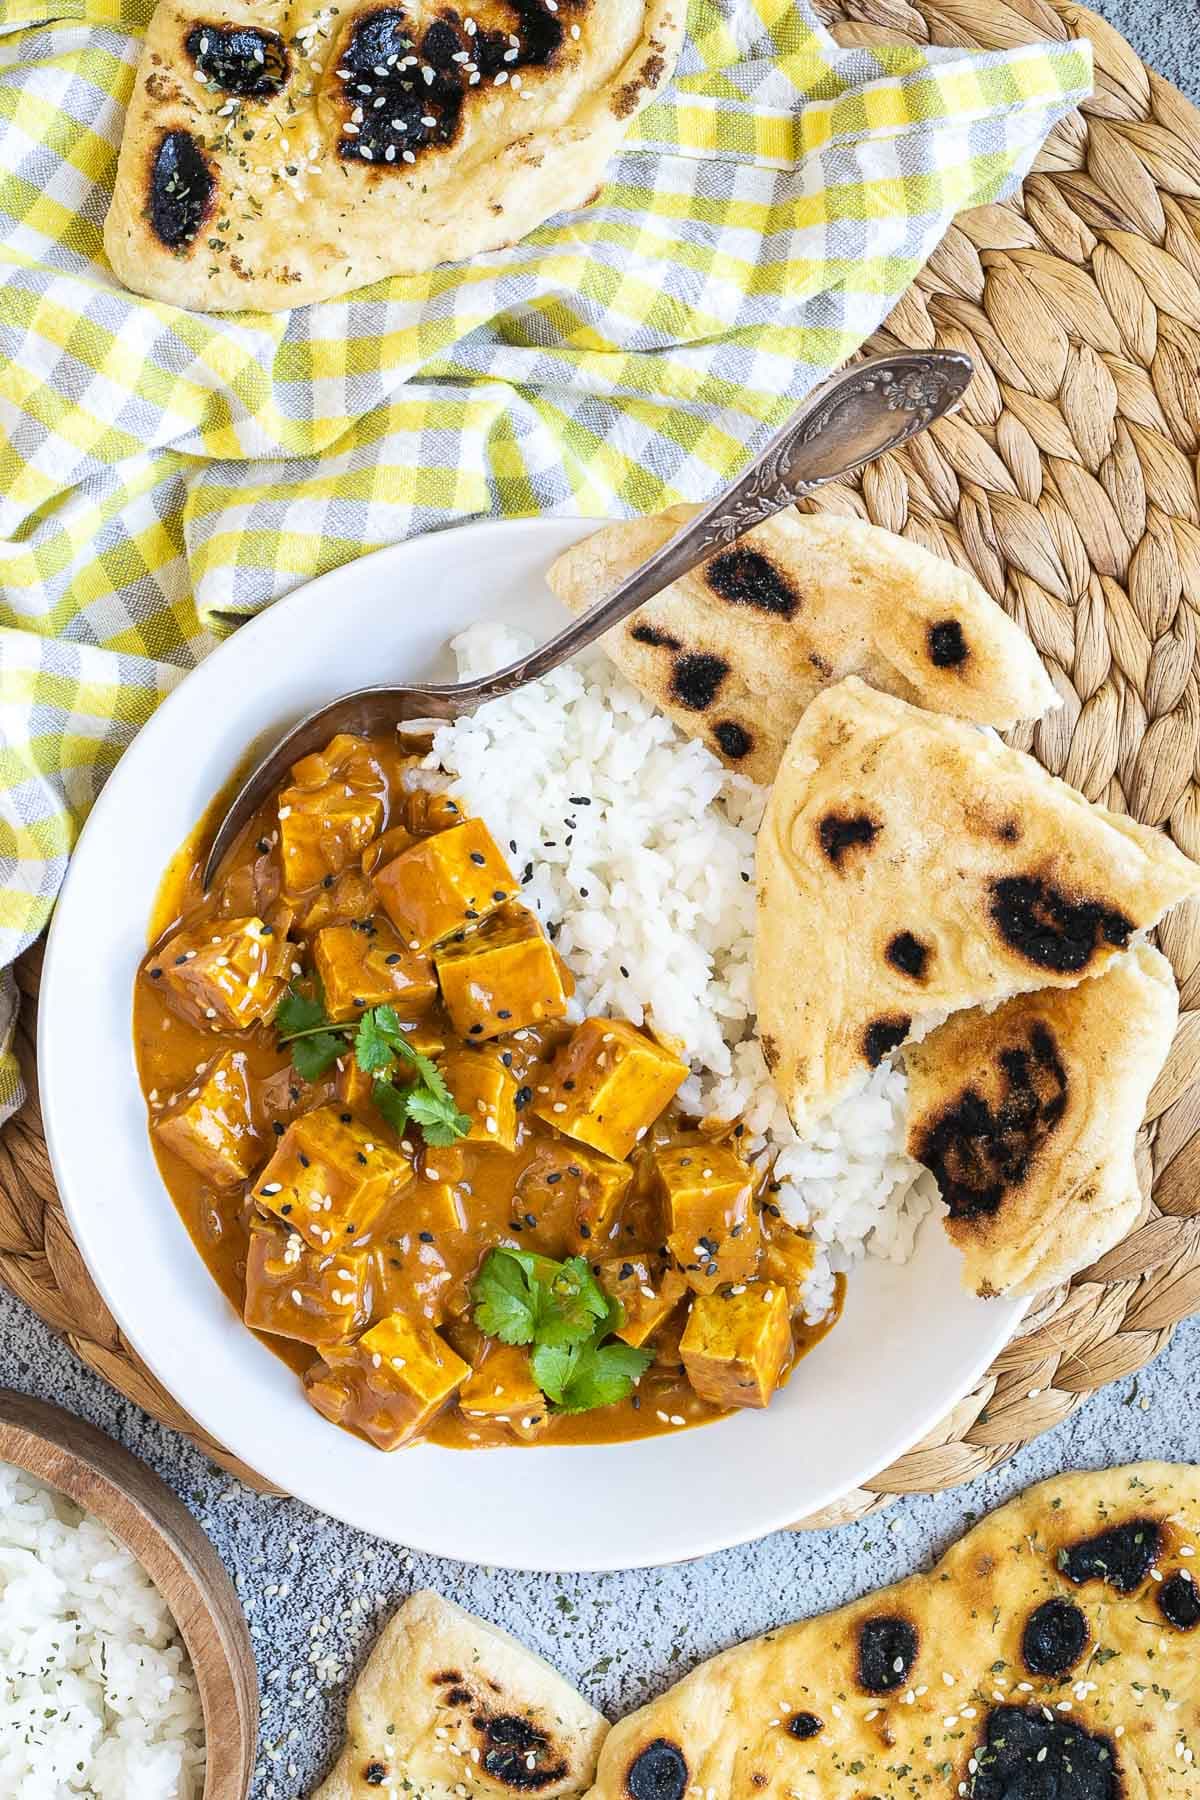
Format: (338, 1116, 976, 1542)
(39, 517, 1025, 1571)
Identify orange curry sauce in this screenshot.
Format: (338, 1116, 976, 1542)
(132, 732, 841, 1451)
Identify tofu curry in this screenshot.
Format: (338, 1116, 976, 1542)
(133, 731, 838, 1451)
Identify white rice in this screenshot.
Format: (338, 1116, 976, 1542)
(429, 624, 939, 1323)
(0, 1461, 205, 1799)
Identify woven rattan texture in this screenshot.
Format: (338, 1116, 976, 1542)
(3, 0, 1200, 1521)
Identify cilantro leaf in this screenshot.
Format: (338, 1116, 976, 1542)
(354, 1007, 399, 1075)
(474, 1249, 649, 1414)
(537, 1257, 613, 1349)
(555, 1339, 654, 1413)
(274, 983, 327, 1037)
(371, 1078, 412, 1137)
(471, 1248, 543, 1346)
(405, 1086, 473, 1147)
(290, 1030, 345, 1082)
(529, 1340, 578, 1404)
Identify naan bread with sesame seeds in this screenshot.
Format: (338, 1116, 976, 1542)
(755, 679, 1200, 1137)
(104, 0, 683, 312)
(545, 506, 1055, 785)
(586, 1464, 1200, 1800)
(904, 943, 1178, 1299)
(312, 1590, 609, 1800)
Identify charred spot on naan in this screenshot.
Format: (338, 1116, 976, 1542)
(610, 50, 668, 119)
(630, 622, 682, 652)
(148, 129, 215, 249)
(989, 875, 1133, 974)
(927, 619, 968, 668)
(473, 1712, 571, 1790)
(704, 548, 799, 618)
(786, 1713, 824, 1740)
(185, 23, 288, 96)
(335, 2, 583, 166)
(818, 813, 879, 866)
(911, 1022, 1068, 1220)
(625, 1739, 688, 1800)
(1021, 1598, 1089, 1676)
(857, 1615, 918, 1693)
(713, 720, 752, 760)
(364, 1763, 388, 1787)
(670, 652, 729, 711)
(1057, 1518, 1162, 1593)
(863, 1016, 910, 1069)
(1158, 1570, 1200, 1630)
(886, 931, 929, 980)
(968, 1707, 1120, 1800)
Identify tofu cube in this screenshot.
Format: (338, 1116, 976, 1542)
(243, 1222, 370, 1347)
(256, 1063, 330, 1129)
(764, 1222, 817, 1306)
(304, 1311, 468, 1450)
(515, 1142, 632, 1253)
(294, 867, 377, 932)
(154, 916, 289, 1031)
(154, 1050, 261, 1187)
(313, 923, 437, 1024)
(252, 1104, 413, 1250)
(596, 1256, 688, 1350)
(531, 1018, 687, 1160)
(403, 787, 465, 837)
(362, 823, 417, 878)
(459, 1346, 547, 1439)
(441, 1050, 519, 1151)
(279, 734, 385, 897)
(681, 1285, 792, 1409)
(372, 818, 515, 948)
(653, 1143, 761, 1294)
(434, 906, 570, 1041)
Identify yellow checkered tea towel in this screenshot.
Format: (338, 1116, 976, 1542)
(0, 0, 1091, 1119)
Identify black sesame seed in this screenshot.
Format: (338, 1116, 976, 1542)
(470, 851, 486, 866)
(524, 1212, 537, 1228)
(339, 1112, 352, 1123)
(385, 953, 402, 965)
(546, 1172, 562, 1185)
(356, 1152, 367, 1165)
(419, 1230, 434, 1243)
(257, 837, 270, 853)
(281, 1203, 293, 1215)
(174, 954, 188, 965)
(492, 890, 507, 902)
(298, 1153, 310, 1167)
(272, 1121, 285, 1136)
(469, 1024, 483, 1035)
(497, 1009, 512, 1020)
(579, 1223, 591, 1239)
(322, 874, 335, 889)
(515, 1087, 533, 1108)
(501, 1052, 513, 1068)
(150, 967, 163, 979)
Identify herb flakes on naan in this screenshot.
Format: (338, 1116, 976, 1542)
(584, 1464, 1200, 1800)
(312, 1590, 608, 1800)
(105, 0, 683, 311)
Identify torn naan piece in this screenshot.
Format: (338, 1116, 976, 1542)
(546, 506, 1055, 783)
(585, 1463, 1200, 1800)
(105, 0, 683, 312)
(905, 943, 1178, 1297)
(313, 1590, 608, 1800)
(755, 679, 1200, 1136)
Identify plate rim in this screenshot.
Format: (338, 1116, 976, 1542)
(38, 514, 1026, 1571)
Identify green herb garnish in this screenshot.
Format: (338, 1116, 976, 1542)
(275, 989, 470, 1145)
(470, 1247, 651, 1414)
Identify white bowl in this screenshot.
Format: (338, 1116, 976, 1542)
(39, 517, 1024, 1571)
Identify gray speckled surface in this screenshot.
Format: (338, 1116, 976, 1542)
(1, 7, 1196, 1798)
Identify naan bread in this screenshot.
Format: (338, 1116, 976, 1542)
(755, 679, 1200, 1136)
(105, 0, 682, 312)
(546, 506, 1055, 784)
(905, 943, 1178, 1297)
(586, 1463, 1200, 1800)
(313, 1590, 608, 1800)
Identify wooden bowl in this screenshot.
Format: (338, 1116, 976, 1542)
(0, 1389, 258, 1799)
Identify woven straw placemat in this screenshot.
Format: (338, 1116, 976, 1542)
(4, 0, 1200, 1522)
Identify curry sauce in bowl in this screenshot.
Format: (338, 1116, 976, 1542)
(133, 730, 839, 1453)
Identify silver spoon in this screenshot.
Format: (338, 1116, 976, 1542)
(203, 348, 971, 888)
